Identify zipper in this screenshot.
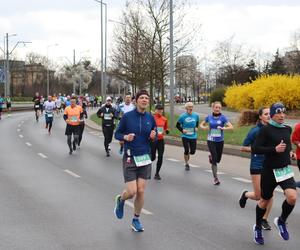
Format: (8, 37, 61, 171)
(140, 115, 142, 134)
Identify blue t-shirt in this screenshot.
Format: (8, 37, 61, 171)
(177, 112, 199, 139)
(205, 114, 228, 142)
(0, 97, 4, 108)
(243, 123, 265, 170)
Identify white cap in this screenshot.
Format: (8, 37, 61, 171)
(106, 96, 112, 101)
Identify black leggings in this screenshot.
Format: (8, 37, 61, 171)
(78, 123, 85, 145)
(102, 125, 114, 151)
(182, 137, 197, 155)
(207, 141, 224, 165)
(151, 139, 165, 175)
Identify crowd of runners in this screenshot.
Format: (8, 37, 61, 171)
(2, 89, 299, 245)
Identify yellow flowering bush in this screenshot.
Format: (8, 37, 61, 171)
(224, 74, 300, 110)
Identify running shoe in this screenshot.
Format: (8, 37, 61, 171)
(239, 190, 248, 208)
(185, 164, 190, 171)
(253, 225, 264, 245)
(261, 219, 271, 230)
(106, 151, 110, 157)
(73, 142, 76, 151)
(69, 150, 73, 155)
(214, 178, 220, 185)
(154, 174, 161, 180)
(114, 194, 124, 219)
(274, 217, 289, 240)
(131, 218, 144, 232)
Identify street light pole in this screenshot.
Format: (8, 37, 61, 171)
(169, 0, 175, 130)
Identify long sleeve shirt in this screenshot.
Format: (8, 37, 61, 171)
(115, 109, 156, 156)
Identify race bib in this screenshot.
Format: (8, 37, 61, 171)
(47, 113, 53, 118)
(70, 116, 78, 122)
(273, 166, 294, 183)
(184, 127, 195, 135)
(133, 154, 152, 167)
(35, 105, 40, 108)
(104, 113, 112, 120)
(210, 128, 222, 137)
(157, 127, 164, 135)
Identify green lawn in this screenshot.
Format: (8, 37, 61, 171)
(90, 112, 251, 146)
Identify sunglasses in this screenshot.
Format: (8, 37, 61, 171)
(275, 107, 286, 114)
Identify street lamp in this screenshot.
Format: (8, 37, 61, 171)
(93, 0, 107, 100)
(169, 0, 175, 129)
(47, 43, 59, 96)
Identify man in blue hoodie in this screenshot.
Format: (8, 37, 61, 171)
(114, 89, 156, 232)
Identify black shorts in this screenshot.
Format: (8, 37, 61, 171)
(6, 103, 11, 109)
(261, 169, 296, 200)
(182, 137, 197, 155)
(0, 107, 2, 113)
(250, 168, 263, 175)
(65, 124, 80, 136)
(122, 155, 151, 183)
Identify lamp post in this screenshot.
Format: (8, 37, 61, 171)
(46, 43, 58, 96)
(169, 0, 175, 130)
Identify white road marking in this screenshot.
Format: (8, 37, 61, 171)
(64, 169, 81, 178)
(205, 169, 226, 175)
(189, 164, 201, 168)
(99, 135, 104, 138)
(167, 158, 180, 162)
(25, 142, 32, 147)
(125, 201, 153, 215)
(17, 129, 21, 132)
(38, 153, 47, 159)
(233, 177, 252, 183)
(18, 124, 21, 127)
(89, 131, 97, 134)
(19, 134, 24, 138)
(275, 187, 284, 193)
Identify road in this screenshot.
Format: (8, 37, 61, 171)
(0, 111, 299, 250)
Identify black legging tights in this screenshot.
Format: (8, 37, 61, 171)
(151, 139, 165, 175)
(207, 140, 224, 165)
(78, 123, 85, 145)
(46, 118, 53, 132)
(102, 125, 114, 151)
(67, 134, 79, 150)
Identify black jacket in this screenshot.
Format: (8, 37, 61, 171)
(97, 105, 118, 127)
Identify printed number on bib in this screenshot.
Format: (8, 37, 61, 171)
(157, 127, 164, 135)
(104, 113, 112, 120)
(134, 154, 151, 167)
(70, 116, 78, 122)
(35, 105, 40, 108)
(184, 127, 195, 135)
(210, 128, 221, 137)
(273, 166, 294, 183)
(47, 113, 53, 118)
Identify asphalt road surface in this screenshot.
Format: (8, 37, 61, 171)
(0, 111, 299, 250)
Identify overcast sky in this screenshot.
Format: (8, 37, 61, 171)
(1, 0, 300, 67)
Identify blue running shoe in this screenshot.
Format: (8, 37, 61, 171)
(131, 218, 144, 232)
(114, 195, 124, 219)
(253, 225, 264, 245)
(274, 217, 289, 240)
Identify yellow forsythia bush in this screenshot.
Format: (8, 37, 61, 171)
(224, 74, 300, 110)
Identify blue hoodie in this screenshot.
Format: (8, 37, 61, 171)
(115, 109, 156, 156)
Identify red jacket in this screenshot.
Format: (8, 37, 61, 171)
(154, 113, 168, 140)
(291, 123, 300, 160)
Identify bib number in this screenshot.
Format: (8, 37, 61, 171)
(35, 105, 40, 108)
(104, 113, 112, 120)
(273, 166, 294, 183)
(133, 154, 152, 167)
(157, 127, 164, 135)
(47, 113, 53, 118)
(210, 128, 221, 137)
(184, 127, 195, 135)
(70, 116, 78, 122)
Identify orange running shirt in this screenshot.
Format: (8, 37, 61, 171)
(64, 105, 83, 126)
(154, 113, 168, 140)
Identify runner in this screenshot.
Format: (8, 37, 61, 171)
(118, 94, 136, 154)
(43, 96, 56, 135)
(114, 89, 156, 232)
(96, 96, 118, 157)
(176, 102, 199, 171)
(32, 92, 41, 122)
(55, 95, 62, 116)
(0, 94, 4, 120)
(239, 107, 273, 230)
(291, 122, 300, 188)
(5, 95, 12, 117)
(40, 95, 45, 115)
(63, 97, 83, 155)
(252, 102, 297, 245)
(78, 99, 88, 148)
(200, 101, 233, 185)
(150, 104, 169, 180)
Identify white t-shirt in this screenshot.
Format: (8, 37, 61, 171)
(44, 101, 56, 113)
(55, 99, 62, 108)
(121, 103, 135, 114)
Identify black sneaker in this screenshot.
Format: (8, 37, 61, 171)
(73, 143, 76, 151)
(154, 174, 161, 180)
(106, 151, 110, 157)
(213, 178, 220, 185)
(261, 219, 271, 231)
(185, 164, 190, 171)
(239, 190, 248, 208)
(69, 150, 73, 155)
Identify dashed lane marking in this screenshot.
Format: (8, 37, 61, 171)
(19, 134, 24, 138)
(166, 158, 180, 162)
(38, 153, 47, 159)
(232, 177, 252, 183)
(205, 169, 226, 175)
(125, 201, 153, 215)
(25, 142, 32, 147)
(64, 169, 81, 178)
